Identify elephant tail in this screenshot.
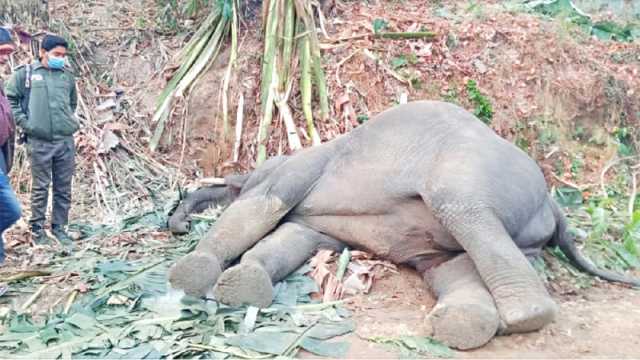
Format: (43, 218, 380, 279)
(549, 198, 640, 287)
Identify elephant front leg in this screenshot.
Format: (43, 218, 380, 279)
(168, 195, 292, 298)
(213, 222, 345, 308)
(169, 146, 332, 298)
(421, 254, 500, 350)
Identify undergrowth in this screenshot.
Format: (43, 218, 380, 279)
(551, 169, 640, 282)
(465, 79, 493, 124)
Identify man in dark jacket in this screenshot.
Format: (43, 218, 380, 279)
(5, 34, 77, 245)
(0, 28, 21, 264)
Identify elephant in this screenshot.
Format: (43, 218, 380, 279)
(167, 101, 640, 350)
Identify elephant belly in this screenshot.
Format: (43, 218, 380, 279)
(288, 198, 460, 264)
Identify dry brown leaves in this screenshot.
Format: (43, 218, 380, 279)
(309, 249, 397, 302)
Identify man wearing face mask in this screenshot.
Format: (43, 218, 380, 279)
(0, 28, 22, 264)
(5, 34, 78, 245)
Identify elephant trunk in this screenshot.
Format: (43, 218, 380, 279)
(168, 174, 249, 235)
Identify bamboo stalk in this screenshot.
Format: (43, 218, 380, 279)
(309, 43, 330, 123)
(299, 35, 321, 146)
(256, 0, 284, 165)
(155, 12, 220, 113)
(176, 9, 221, 60)
(150, 6, 233, 152)
(260, 0, 280, 112)
(280, 0, 296, 91)
(21, 284, 47, 312)
(275, 88, 303, 151)
(294, 0, 330, 122)
(64, 289, 78, 314)
(233, 93, 245, 162)
(221, 0, 239, 137)
(257, 62, 278, 165)
(175, 20, 229, 97)
(151, 17, 230, 151)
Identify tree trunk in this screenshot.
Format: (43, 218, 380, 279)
(0, 0, 49, 30)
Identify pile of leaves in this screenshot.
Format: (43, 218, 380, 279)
(528, 0, 640, 42)
(309, 249, 398, 303)
(0, 214, 358, 359)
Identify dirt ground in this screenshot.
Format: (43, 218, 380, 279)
(3, 0, 640, 358)
(301, 266, 640, 359)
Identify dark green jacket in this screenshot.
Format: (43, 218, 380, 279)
(5, 61, 79, 141)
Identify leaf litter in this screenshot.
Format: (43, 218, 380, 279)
(309, 249, 398, 302)
(0, 209, 360, 359)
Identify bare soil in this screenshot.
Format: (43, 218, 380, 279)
(302, 266, 640, 359)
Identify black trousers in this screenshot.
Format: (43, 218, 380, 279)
(29, 137, 75, 228)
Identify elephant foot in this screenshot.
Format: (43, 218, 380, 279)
(497, 295, 557, 334)
(213, 262, 273, 308)
(168, 252, 222, 298)
(425, 301, 499, 350)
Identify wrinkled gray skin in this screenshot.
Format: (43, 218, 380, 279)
(167, 101, 640, 350)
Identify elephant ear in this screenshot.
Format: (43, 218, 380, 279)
(224, 174, 249, 196)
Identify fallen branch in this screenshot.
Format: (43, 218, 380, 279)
(552, 173, 594, 191)
(326, 31, 437, 43)
(335, 49, 362, 88)
(64, 289, 79, 315)
(600, 155, 639, 197)
(49, 290, 71, 313)
(376, 31, 436, 40)
(21, 284, 47, 311)
(363, 49, 410, 85)
(0, 270, 51, 283)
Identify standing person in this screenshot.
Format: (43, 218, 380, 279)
(0, 28, 21, 264)
(5, 34, 78, 245)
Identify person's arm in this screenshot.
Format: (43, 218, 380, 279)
(70, 77, 78, 113)
(4, 70, 27, 128)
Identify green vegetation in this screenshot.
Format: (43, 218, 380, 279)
(465, 80, 493, 124)
(0, 208, 356, 358)
(529, 0, 640, 42)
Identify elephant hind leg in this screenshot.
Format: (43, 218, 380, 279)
(421, 254, 500, 350)
(425, 195, 557, 334)
(213, 222, 345, 308)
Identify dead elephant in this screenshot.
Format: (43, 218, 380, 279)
(167, 101, 640, 350)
